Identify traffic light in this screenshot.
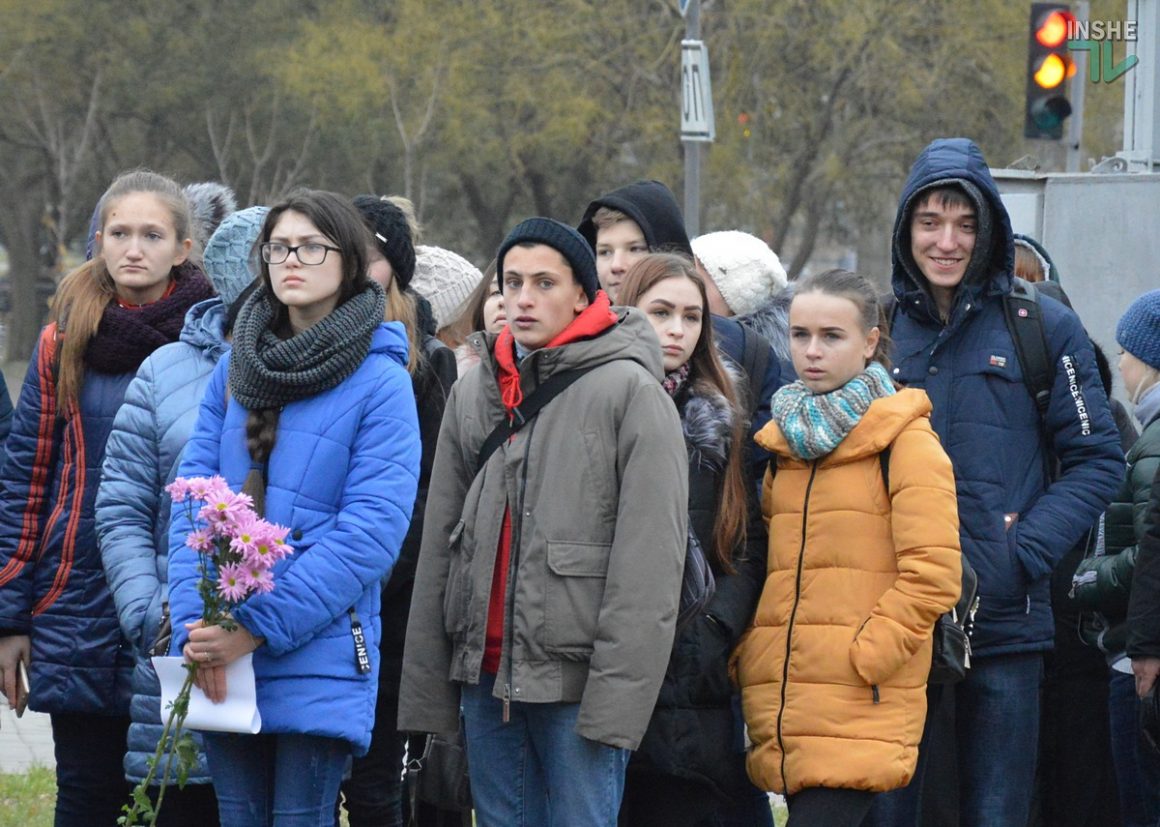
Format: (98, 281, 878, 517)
(1025, 3, 1076, 140)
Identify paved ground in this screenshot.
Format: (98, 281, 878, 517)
(0, 705, 54, 773)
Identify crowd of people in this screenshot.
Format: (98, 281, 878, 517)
(0, 135, 1155, 827)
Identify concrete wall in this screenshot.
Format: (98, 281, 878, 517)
(995, 170, 1160, 364)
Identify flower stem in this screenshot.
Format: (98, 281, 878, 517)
(119, 666, 197, 826)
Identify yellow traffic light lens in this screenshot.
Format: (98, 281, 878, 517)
(1034, 54, 1067, 88)
(1036, 10, 1071, 47)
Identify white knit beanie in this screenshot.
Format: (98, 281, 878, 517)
(411, 245, 483, 330)
(691, 231, 787, 317)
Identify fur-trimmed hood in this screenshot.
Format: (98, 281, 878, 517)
(734, 285, 793, 365)
(680, 364, 746, 472)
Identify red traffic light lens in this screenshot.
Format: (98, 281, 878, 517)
(1035, 10, 1074, 47)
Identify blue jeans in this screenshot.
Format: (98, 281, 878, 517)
(203, 732, 349, 827)
(461, 673, 630, 827)
(1109, 670, 1160, 827)
(955, 652, 1044, 826)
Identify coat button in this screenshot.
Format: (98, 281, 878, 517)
(928, 366, 939, 376)
(292, 529, 303, 541)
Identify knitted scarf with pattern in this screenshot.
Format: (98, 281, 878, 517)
(228, 281, 386, 410)
(771, 361, 896, 460)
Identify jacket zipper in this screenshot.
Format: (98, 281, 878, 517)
(778, 460, 818, 792)
(502, 416, 538, 723)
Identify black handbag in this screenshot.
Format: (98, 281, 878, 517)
(928, 556, 980, 684)
(677, 524, 716, 635)
(406, 727, 473, 825)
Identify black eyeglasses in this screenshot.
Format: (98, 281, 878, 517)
(260, 242, 342, 266)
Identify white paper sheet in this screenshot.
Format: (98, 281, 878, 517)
(152, 653, 262, 734)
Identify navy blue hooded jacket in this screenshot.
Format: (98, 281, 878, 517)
(888, 138, 1124, 656)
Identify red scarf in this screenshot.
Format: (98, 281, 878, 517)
(492, 290, 617, 415)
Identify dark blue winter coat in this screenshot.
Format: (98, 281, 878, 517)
(0, 326, 136, 714)
(95, 299, 228, 784)
(167, 321, 421, 756)
(888, 138, 1124, 656)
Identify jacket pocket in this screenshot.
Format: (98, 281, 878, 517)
(442, 520, 470, 638)
(543, 541, 611, 654)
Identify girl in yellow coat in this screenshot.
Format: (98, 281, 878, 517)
(733, 269, 961, 826)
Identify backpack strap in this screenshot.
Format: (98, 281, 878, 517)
(1003, 277, 1053, 427)
(737, 324, 771, 415)
(879, 445, 891, 493)
(476, 367, 593, 471)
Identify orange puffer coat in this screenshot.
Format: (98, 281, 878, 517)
(734, 388, 961, 796)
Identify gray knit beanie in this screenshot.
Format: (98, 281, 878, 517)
(691, 231, 787, 316)
(203, 206, 269, 308)
(412, 245, 483, 330)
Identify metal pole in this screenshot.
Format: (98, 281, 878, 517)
(1120, 0, 1160, 170)
(1067, 1, 1090, 171)
(683, 0, 701, 236)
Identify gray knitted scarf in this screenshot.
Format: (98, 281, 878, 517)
(228, 281, 386, 410)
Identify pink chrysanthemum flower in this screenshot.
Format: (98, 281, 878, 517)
(187, 476, 227, 502)
(165, 478, 191, 503)
(185, 527, 216, 553)
(242, 565, 275, 594)
(264, 523, 294, 561)
(217, 563, 250, 602)
(228, 514, 260, 559)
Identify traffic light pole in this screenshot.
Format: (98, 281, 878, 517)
(684, 0, 701, 236)
(1066, 1, 1089, 171)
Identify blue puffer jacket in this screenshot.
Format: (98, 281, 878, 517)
(95, 299, 228, 784)
(888, 138, 1124, 656)
(167, 322, 420, 756)
(0, 326, 136, 714)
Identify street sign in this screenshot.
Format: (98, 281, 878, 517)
(679, 0, 691, 16)
(681, 40, 715, 142)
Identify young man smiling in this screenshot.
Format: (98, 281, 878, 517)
(399, 218, 688, 826)
(868, 138, 1124, 826)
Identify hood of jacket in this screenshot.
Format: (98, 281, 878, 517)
(471, 304, 665, 387)
(681, 366, 744, 474)
(179, 298, 230, 362)
(1013, 233, 1064, 286)
(756, 387, 933, 464)
(735, 285, 793, 365)
(578, 180, 693, 258)
(890, 138, 1015, 322)
(371, 319, 412, 368)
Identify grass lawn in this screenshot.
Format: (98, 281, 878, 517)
(0, 766, 54, 827)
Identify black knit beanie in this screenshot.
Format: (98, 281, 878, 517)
(353, 195, 416, 289)
(496, 218, 599, 302)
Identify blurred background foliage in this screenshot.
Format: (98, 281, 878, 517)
(0, 0, 1130, 359)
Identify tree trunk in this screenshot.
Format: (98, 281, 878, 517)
(0, 199, 55, 362)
